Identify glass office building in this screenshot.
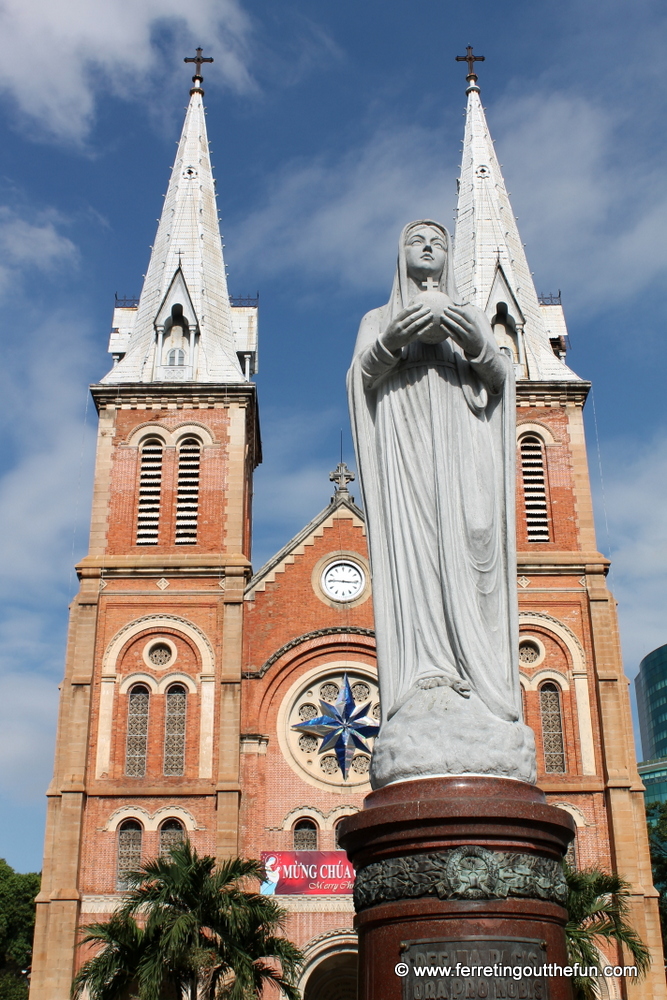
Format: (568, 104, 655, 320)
(635, 643, 667, 806)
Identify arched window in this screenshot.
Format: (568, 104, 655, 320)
(540, 682, 566, 773)
(164, 684, 187, 776)
(167, 348, 186, 366)
(136, 438, 163, 545)
(125, 685, 150, 777)
(293, 819, 318, 851)
(334, 819, 346, 849)
(159, 818, 185, 857)
(520, 435, 550, 542)
(117, 820, 142, 889)
(175, 438, 201, 545)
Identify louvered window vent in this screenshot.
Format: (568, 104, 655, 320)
(520, 435, 550, 542)
(136, 439, 163, 545)
(175, 438, 201, 545)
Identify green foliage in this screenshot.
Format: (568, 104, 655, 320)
(646, 802, 667, 952)
(72, 843, 303, 1000)
(564, 863, 650, 1000)
(0, 858, 40, 999)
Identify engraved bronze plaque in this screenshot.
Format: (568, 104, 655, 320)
(400, 937, 550, 999)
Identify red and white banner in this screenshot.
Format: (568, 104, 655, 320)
(260, 851, 354, 895)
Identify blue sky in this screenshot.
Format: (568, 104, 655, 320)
(1, 0, 667, 872)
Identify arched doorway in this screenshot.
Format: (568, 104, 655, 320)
(303, 950, 357, 1000)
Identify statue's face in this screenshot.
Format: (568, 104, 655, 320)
(404, 226, 447, 280)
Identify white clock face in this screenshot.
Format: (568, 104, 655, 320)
(322, 561, 365, 602)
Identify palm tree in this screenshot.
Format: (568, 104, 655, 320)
(71, 911, 151, 1000)
(564, 864, 651, 999)
(117, 841, 303, 1000)
(71, 844, 302, 1000)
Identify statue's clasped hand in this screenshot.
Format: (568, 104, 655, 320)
(380, 302, 434, 353)
(381, 298, 489, 358)
(439, 302, 488, 357)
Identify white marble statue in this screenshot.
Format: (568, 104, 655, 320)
(348, 221, 536, 786)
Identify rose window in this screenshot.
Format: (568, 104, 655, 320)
(284, 668, 380, 788)
(519, 640, 540, 665)
(149, 642, 172, 666)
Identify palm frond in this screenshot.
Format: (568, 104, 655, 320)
(564, 863, 651, 999)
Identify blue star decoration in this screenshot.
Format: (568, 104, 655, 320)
(292, 674, 380, 780)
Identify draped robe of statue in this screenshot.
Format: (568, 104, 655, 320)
(348, 221, 536, 787)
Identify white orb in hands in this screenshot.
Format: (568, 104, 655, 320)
(410, 289, 454, 344)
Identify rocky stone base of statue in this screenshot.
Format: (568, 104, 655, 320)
(338, 776, 576, 1000)
(370, 684, 537, 789)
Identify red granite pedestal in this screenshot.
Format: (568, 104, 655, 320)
(338, 776, 575, 1000)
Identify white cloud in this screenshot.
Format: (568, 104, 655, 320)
(229, 124, 458, 294)
(230, 89, 667, 316)
(0, 305, 97, 805)
(0, 665, 58, 800)
(0, 0, 254, 141)
(0, 205, 78, 291)
(493, 90, 667, 311)
(592, 429, 667, 676)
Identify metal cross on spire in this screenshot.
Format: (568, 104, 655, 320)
(184, 47, 213, 89)
(456, 45, 485, 82)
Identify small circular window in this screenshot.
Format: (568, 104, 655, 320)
(519, 639, 541, 665)
(149, 643, 172, 666)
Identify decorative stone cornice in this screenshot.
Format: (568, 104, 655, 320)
(91, 381, 257, 411)
(78, 553, 251, 581)
(243, 626, 376, 679)
(516, 380, 591, 406)
(354, 846, 567, 911)
(516, 550, 610, 575)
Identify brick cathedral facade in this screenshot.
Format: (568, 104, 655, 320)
(29, 66, 664, 1000)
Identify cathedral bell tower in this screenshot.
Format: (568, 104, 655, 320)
(454, 55, 665, 997)
(30, 54, 260, 1000)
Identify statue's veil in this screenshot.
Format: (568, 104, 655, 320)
(388, 220, 460, 316)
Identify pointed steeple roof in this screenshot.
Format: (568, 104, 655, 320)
(102, 75, 244, 384)
(453, 71, 580, 382)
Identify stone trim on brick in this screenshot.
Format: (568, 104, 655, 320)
(244, 626, 375, 679)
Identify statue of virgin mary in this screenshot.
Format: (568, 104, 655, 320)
(348, 220, 536, 787)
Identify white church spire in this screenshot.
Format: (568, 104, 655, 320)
(102, 52, 247, 385)
(453, 52, 580, 382)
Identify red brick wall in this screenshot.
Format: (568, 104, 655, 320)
(105, 407, 234, 554)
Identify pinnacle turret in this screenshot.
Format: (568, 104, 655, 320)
(102, 57, 251, 385)
(453, 64, 580, 382)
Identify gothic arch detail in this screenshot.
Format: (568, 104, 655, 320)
(245, 626, 375, 679)
(125, 421, 215, 447)
(95, 615, 215, 780)
(105, 804, 200, 832)
(118, 673, 158, 695)
(516, 421, 557, 445)
(524, 668, 570, 692)
(518, 611, 595, 775)
(101, 614, 214, 676)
